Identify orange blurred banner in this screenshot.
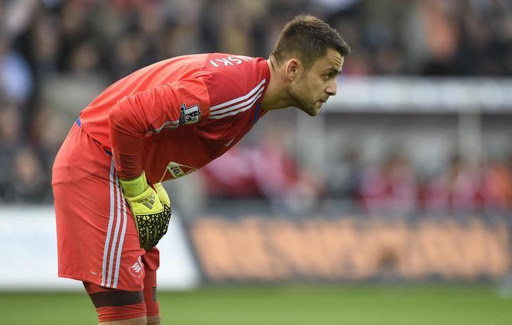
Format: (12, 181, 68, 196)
(188, 217, 510, 282)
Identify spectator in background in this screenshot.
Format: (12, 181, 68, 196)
(0, 100, 50, 203)
(30, 103, 69, 174)
(417, 0, 460, 76)
(326, 147, 363, 201)
(10, 146, 50, 203)
(448, 156, 483, 215)
(111, 33, 145, 81)
(16, 9, 61, 78)
(0, 101, 23, 201)
(31, 12, 61, 76)
(360, 151, 417, 218)
(57, 0, 96, 73)
(0, 33, 33, 105)
(481, 158, 512, 215)
(132, 0, 168, 67)
(422, 155, 482, 217)
(420, 167, 450, 217)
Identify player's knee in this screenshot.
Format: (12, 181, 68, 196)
(84, 282, 147, 323)
(96, 305, 147, 324)
(99, 316, 147, 324)
(143, 286, 159, 321)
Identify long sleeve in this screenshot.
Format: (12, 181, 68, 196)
(109, 78, 210, 179)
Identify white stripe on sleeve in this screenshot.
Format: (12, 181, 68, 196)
(209, 93, 263, 119)
(210, 87, 265, 116)
(210, 79, 266, 111)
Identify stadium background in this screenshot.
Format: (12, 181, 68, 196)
(1, 0, 512, 324)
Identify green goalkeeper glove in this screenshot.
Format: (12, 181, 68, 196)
(119, 172, 172, 250)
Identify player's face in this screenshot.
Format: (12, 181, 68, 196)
(289, 48, 344, 116)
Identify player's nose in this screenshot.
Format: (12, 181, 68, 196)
(326, 79, 337, 96)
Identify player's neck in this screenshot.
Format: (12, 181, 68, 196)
(261, 58, 294, 111)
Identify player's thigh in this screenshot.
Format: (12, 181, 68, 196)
(53, 123, 146, 290)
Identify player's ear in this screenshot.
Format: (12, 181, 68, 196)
(285, 58, 302, 81)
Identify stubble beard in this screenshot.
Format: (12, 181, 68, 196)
(289, 78, 318, 117)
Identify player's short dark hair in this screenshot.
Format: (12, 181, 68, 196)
(271, 15, 351, 69)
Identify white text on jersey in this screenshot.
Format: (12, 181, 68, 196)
(209, 56, 253, 68)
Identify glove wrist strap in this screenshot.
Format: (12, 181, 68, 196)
(119, 172, 148, 197)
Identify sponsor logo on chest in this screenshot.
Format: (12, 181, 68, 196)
(166, 162, 198, 179)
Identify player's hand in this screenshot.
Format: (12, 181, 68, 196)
(119, 172, 172, 250)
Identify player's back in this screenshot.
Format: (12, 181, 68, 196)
(79, 54, 213, 147)
(76, 53, 270, 183)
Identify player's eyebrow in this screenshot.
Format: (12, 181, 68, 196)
(324, 67, 342, 75)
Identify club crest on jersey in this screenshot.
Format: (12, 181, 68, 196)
(128, 257, 143, 279)
(166, 162, 198, 179)
(179, 103, 201, 126)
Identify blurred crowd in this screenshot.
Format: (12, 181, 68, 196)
(200, 137, 512, 218)
(340, 150, 512, 218)
(1, 0, 512, 216)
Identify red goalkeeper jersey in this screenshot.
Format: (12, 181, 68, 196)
(78, 53, 270, 183)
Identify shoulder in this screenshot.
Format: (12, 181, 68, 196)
(203, 54, 269, 113)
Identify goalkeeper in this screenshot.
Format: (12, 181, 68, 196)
(52, 15, 349, 325)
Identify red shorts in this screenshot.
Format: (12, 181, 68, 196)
(52, 122, 159, 291)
